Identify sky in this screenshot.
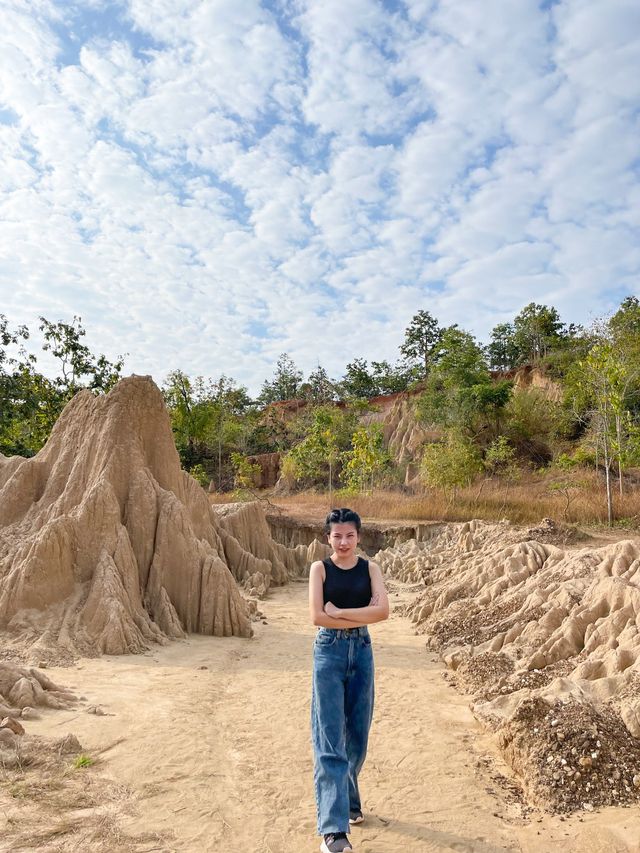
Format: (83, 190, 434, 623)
(0, 0, 639, 395)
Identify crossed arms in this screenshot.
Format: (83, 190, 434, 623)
(308, 560, 390, 628)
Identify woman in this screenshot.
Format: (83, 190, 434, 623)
(309, 508, 389, 853)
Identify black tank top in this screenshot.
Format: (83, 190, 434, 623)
(322, 557, 372, 609)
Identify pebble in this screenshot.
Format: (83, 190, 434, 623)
(0, 717, 25, 736)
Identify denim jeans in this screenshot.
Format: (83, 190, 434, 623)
(311, 626, 375, 835)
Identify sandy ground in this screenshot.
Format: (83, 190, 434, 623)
(21, 580, 640, 853)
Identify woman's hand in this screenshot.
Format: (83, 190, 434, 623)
(324, 601, 342, 618)
(369, 593, 379, 606)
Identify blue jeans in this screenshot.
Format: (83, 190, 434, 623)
(311, 626, 375, 835)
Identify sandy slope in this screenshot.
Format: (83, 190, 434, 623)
(25, 580, 640, 853)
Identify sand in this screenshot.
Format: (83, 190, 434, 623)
(3, 579, 638, 853)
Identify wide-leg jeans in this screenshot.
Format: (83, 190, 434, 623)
(311, 626, 375, 835)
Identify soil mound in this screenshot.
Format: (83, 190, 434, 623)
(376, 519, 640, 812)
(0, 661, 76, 718)
(0, 376, 306, 660)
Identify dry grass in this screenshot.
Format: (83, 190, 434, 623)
(211, 469, 640, 529)
(0, 735, 167, 852)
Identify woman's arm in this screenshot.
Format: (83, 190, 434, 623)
(324, 562, 390, 625)
(308, 561, 366, 628)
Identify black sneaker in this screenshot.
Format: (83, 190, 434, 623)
(320, 833, 353, 853)
(349, 810, 364, 824)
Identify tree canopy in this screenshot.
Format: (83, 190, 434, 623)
(399, 309, 442, 378)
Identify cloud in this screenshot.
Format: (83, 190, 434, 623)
(0, 0, 638, 394)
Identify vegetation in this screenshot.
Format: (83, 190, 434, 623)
(1, 314, 124, 457)
(3, 296, 640, 525)
(340, 424, 389, 493)
(420, 433, 482, 498)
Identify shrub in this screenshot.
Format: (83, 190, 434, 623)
(483, 436, 519, 479)
(188, 463, 210, 488)
(420, 434, 482, 496)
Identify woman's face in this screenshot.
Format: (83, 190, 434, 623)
(328, 522, 360, 558)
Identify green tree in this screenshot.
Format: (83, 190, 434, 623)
(283, 406, 355, 495)
(39, 315, 125, 395)
(486, 322, 520, 370)
(162, 371, 254, 488)
(468, 381, 513, 437)
(566, 306, 640, 497)
(1, 315, 126, 457)
(432, 327, 489, 386)
(399, 310, 442, 378)
(230, 452, 261, 494)
(339, 358, 378, 399)
(565, 340, 638, 524)
(341, 423, 389, 493)
(301, 365, 337, 403)
(208, 375, 253, 489)
(247, 405, 291, 454)
(188, 463, 210, 488)
(482, 436, 519, 478)
(0, 364, 60, 456)
(512, 303, 566, 363)
(419, 434, 482, 498)
(610, 296, 640, 343)
(258, 353, 303, 404)
(162, 371, 215, 470)
(416, 328, 510, 441)
(609, 296, 640, 415)
(1, 315, 36, 453)
(504, 387, 560, 464)
(370, 359, 417, 394)
(0, 314, 31, 374)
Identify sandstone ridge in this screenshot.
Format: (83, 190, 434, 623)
(376, 520, 640, 812)
(0, 376, 308, 658)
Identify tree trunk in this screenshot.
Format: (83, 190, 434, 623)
(473, 477, 488, 504)
(615, 412, 623, 497)
(602, 414, 613, 526)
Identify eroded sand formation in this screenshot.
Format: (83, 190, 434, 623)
(375, 520, 640, 812)
(0, 376, 310, 660)
(361, 395, 427, 466)
(0, 661, 76, 719)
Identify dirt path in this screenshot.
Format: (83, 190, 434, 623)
(28, 580, 640, 853)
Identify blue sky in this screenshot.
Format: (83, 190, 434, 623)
(1, 0, 639, 394)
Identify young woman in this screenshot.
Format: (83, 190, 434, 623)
(309, 508, 389, 853)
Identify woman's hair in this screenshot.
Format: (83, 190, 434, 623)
(324, 507, 362, 534)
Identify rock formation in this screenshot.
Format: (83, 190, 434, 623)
(360, 394, 428, 467)
(0, 376, 307, 658)
(376, 520, 640, 811)
(245, 452, 282, 488)
(512, 365, 563, 402)
(213, 501, 311, 594)
(0, 661, 75, 718)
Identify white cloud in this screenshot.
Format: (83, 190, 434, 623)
(0, 0, 638, 394)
